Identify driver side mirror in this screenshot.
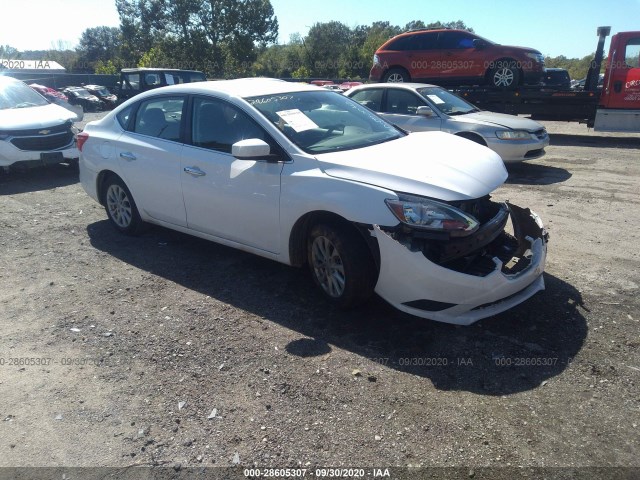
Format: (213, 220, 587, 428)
(416, 106, 436, 117)
(232, 138, 281, 162)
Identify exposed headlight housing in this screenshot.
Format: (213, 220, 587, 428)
(496, 130, 532, 140)
(385, 194, 479, 237)
(373, 54, 380, 66)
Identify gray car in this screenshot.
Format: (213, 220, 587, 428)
(346, 83, 549, 163)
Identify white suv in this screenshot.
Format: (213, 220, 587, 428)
(0, 76, 79, 170)
(78, 79, 548, 325)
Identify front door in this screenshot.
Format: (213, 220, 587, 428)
(180, 96, 283, 254)
(601, 33, 640, 109)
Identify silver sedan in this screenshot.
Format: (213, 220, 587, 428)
(346, 83, 549, 163)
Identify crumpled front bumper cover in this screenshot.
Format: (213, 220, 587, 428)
(373, 204, 548, 325)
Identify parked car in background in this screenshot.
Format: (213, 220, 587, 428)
(541, 68, 571, 89)
(323, 84, 344, 93)
(29, 83, 68, 103)
(116, 68, 207, 103)
(83, 84, 118, 110)
(78, 78, 548, 325)
(346, 83, 549, 163)
(370, 29, 545, 89)
(63, 86, 102, 112)
(0, 76, 79, 169)
(309, 80, 336, 87)
(339, 81, 363, 91)
(571, 73, 604, 90)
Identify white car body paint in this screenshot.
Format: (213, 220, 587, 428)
(80, 78, 549, 325)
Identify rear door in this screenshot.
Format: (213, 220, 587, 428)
(115, 95, 188, 226)
(601, 33, 640, 109)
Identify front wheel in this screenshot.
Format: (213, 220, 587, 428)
(103, 175, 144, 235)
(307, 223, 377, 308)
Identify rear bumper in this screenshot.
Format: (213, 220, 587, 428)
(373, 205, 548, 325)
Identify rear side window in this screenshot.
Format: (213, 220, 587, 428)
(121, 73, 140, 91)
(387, 32, 436, 51)
(350, 89, 383, 112)
(132, 96, 185, 142)
(116, 105, 133, 129)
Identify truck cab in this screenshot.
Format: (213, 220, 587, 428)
(595, 31, 640, 131)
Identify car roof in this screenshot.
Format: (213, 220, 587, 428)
(132, 78, 322, 99)
(83, 84, 106, 89)
(121, 68, 204, 74)
(349, 82, 439, 91)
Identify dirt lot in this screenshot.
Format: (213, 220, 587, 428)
(0, 114, 638, 475)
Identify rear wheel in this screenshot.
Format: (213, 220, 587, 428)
(488, 59, 520, 89)
(383, 68, 410, 83)
(103, 175, 144, 235)
(307, 223, 376, 308)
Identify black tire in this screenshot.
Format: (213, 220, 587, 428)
(307, 223, 377, 308)
(383, 68, 411, 83)
(102, 175, 145, 235)
(488, 59, 520, 89)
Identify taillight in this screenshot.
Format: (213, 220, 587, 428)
(76, 132, 89, 151)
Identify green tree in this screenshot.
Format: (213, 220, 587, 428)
(305, 21, 352, 78)
(0, 45, 20, 59)
(116, 0, 278, 77)
(77, 26, 122, 68)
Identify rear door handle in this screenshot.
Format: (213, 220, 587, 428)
(184, 166, 206, 177)
(119, 152, 137, 161)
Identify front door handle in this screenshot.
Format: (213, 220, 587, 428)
(184, 166, 206, 177)
(119, 152, 137, 161)
(613, 81, 622, 93)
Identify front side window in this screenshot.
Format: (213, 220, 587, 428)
(385, 89, 426, 115)
(132, 96, 185, 141)
(191, 97, 267, 153)
(246, 90, 402, 154)
(121, 73, 140, 91)
(439, 32, 476, 49)
(350, 89, 383, 112)
(625, 38, 640, 68)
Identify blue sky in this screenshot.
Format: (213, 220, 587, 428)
(1, 0, 639, 58)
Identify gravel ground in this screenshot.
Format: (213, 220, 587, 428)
(0, 114, 638, 477)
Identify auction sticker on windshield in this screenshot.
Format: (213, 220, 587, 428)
(427, 94, 445, 104)
(276, 109, 319, 132)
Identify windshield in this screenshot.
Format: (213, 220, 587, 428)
(416, 87, 479, 116)
(246, 90, 403, 154)
(0, 79, 49, 110)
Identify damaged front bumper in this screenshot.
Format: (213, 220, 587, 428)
(373, 202, 548, 325)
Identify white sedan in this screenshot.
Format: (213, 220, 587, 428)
(346, 83, 550, 163)
(78, 78, 548, 325)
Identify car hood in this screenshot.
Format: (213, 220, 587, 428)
(453, 111, 544, 131)
(0, 103, 77, 130)
(316, 131, 507, 201)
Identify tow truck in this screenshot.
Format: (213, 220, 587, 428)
(452, 27, 640, 133)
